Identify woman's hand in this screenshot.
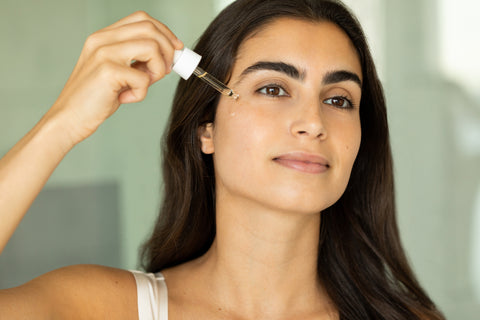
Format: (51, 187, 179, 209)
(48, 10, 183, 146)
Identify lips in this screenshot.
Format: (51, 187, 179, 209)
(273, 152, 330, 174)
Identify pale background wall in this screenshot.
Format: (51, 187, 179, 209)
(1, 0, 479, 319)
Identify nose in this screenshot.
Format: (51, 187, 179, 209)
(290, 100, 327, 140)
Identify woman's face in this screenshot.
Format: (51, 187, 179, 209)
(200, 18, 362, 215)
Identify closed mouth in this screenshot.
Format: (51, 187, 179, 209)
(273, 152, 330, 174)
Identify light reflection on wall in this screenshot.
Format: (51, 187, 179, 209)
(439, 0, 480, 98)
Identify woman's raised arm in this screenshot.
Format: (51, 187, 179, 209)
(0, 11, 182, 318)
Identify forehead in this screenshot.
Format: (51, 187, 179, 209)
(233, 18, 362, 81)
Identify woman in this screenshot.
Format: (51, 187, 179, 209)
(0, 0, 445, 319)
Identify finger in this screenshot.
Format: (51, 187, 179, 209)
(102, 11, 183, 48)
(94, 39, 167, 83)
(107, 63, 151, 104)
(92, 21, 179, 72)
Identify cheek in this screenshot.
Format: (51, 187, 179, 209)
(341, 122, 362, 169)
(326, 111, 361, 173)
(214, 97, 276, 149)
(212, 101, 269, 174)
(352, 123, 362, 156)
(346, 125, 361, 153)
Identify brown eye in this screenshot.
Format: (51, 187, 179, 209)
(332, 97, 345, 107)
(266, 86, 281, 95)
(323, 96, 353, 109)
(257, 85, 288, 97)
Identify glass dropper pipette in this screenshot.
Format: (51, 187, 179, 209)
(172, 48, 239, 100)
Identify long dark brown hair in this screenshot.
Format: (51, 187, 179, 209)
(141, 0, 445, 318)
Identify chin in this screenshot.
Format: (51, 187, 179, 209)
(261, 174, 350, 214)
(261, 191, 343, 216)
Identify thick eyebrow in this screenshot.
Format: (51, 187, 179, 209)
(234, 61, 362, 88)
(323, 70, 362, 88)
(238, 61, 306, 82)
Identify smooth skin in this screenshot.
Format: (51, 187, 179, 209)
(0, 14, 362, 320)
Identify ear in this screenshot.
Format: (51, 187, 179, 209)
(198, 123, 214, 154)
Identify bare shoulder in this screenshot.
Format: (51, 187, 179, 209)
(0, 264, 138, 320)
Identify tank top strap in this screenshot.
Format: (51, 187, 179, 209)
(130, 270, 168, 320)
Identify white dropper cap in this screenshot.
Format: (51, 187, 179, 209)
(172, 48, 202, 80)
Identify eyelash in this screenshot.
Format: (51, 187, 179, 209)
(256, 84, 356, 109)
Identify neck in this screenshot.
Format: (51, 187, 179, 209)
(192, 193, 332, 318)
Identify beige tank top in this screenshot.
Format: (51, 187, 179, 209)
(130, 270, 168, 320)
